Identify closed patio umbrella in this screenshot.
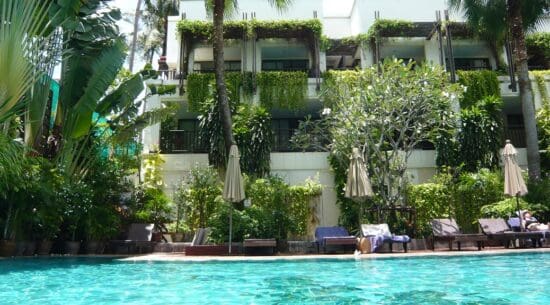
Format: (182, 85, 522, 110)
(345, 147, 374, 224)
(502, 140, 528, 231)
(223, 145, 246, 254)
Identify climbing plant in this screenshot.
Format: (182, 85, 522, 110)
(456, 70, 500, 108)
(187, 72, 253, 112)
(526, 32, 550, 70)
(256, 71, 308, 110)
(532, 70, 549, 106)
(458, 96, 503, 172)
(176, 19, 323, 41)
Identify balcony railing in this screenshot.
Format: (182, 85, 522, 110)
(160, 130, 206, 154)
(157, 69, 180, 80)
(504, 128, 526, 148)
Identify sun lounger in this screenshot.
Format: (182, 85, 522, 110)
(110, 223, 156, 254)
(431, 219, 487, 251)
(506, 217, 550, 247)
(315, 226, 357, 254)
(361, 224, 410, 253)
(478, 218, 544, 248)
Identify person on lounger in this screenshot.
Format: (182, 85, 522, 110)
(522, 211, 549, 231)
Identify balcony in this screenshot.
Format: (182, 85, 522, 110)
(160, 130, 207, 154)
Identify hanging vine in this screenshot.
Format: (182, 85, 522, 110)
(256, 71, 308, 110)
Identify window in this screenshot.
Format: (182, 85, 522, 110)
(193, 61, 241, 72)
(452, 58, 491, 71)
(161, 120, 206, 153)
(271, 119, 300, 152)
(505, 114, 526, 148)
(262, 60, 309, 72)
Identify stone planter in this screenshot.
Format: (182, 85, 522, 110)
(0, 240, 17, 257)
(64, 241, 81, 255)
(172, 232, 184, 242)
(409, 238, 429, 251)
(185, 244, 241, 256)
(37, 240, 53, 255)
(15, 241, 36, 256)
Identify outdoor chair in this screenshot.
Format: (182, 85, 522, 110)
(430, 219, 487, 251)
(315, 226, 357, 254)
(479, 218, 543, 248)
(110, 223, 156, 254)
(360, 224, 410, 253)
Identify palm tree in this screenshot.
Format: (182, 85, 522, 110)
(209, 0, 292, 153)
(449, 0, 549, 181)
(129, 0, 143, 72)
(143, 0, 179, 57)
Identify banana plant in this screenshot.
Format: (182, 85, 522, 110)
(0, 0, 57, 126)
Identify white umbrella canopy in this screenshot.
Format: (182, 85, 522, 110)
(503, 140, 528, 197)
(223, 145, 246, 254)
(345, 147, 374, 225)
(345, 147, 374, 200)
(502, 140, 528, 230)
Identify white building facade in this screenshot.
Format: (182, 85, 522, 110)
(142, 0, 550, 227)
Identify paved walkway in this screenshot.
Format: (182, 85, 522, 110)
(122, 247, 550, 262)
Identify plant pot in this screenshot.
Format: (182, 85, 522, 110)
(152, 232, 163, 242)
(64, 241, 81, 255)
(0, 240, 17, 257)
(85, 241, 106, 254)
(172, 232, 184, 242)
(37, 240, 53, 256)
(15, 241, 27, 256)
(24, 241, 37, 256)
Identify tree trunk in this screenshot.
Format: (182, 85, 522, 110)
(213, 0, 236, 153)
(507, 0, 541, 181)
(162, 17, 168, 57)
(129, 0, 143, 72)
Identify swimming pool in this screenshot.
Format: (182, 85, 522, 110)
(1, 253, 548, 304)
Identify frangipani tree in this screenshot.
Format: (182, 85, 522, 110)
(324, 60, 462, 208)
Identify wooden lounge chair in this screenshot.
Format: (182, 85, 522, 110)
(243, 238, 277, 255)
(479, 218, 543, 248)
(431, 219, 487, 251)
(110, 223, 156, 254)
(315, 226, 357, 254)
(361, 224, 410, 253)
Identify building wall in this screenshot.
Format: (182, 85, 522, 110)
(147, 0, 549, 228)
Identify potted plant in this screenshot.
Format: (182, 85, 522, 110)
(61, 181, 93, 255)
(84, 205, 120, 254)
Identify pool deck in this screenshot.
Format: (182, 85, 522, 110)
(121, 247, 550, 262)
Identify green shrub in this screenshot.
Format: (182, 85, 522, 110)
(480, 197, 536, 219)
(454, 169, 504, 232)
(177, 165, 223, 230)
(407, 182, 452, 237)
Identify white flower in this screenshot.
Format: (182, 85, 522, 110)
(367, 85, 373, 90)
(450, 94, 456, 100)
(423, 81, 428, 86)
(463, 85, 468, 92)
(442, 91, 449, 98)
(321, 108, 332, 115)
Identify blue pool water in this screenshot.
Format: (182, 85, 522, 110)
(0, 253, 548, 304)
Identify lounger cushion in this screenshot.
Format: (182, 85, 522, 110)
(361, 224, 392, 239)
(431, 219, 461, 236)
(479, 219, 513, 234)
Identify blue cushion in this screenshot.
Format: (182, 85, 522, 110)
(315, 226, 351, 242)
(391, 235, 410, 243)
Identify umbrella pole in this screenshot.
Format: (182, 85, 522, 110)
(229, 203, 233, 254)
(516, 193, 522, 232)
